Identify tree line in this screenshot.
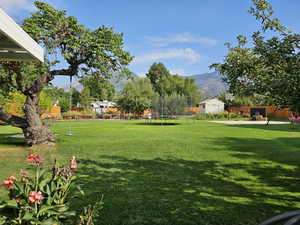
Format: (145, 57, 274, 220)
(117, 62, 202, 115)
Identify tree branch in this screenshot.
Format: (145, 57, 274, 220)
(24, 72, 54, 95)
(49, 68, 74, 76)
(0, 109, 28, 128)
(15, 69, 25, 93)
(24, 66, 76, 95)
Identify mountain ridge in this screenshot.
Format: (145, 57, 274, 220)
(188, 71, 226, 97)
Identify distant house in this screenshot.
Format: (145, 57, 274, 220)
(199, 98, 225, 114)
(90, 100, 116, 114)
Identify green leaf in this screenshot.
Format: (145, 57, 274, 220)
(4, 200, 17, 208)
(22, 212, 33, 221)
(40, 218, 60, 225)
(39, 178, 50, 192)
(0, 215, 7, 225)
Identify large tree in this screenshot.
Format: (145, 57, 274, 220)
(146, 62, 202, 104)
(146, 62, 172, 96)
(0, 2, 132, 145)
(80, 76, 115, 101)
(211, 0, 300, 114)
(117, 78, 157, 115)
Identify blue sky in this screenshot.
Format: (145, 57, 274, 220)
(1, 0, 300, 87)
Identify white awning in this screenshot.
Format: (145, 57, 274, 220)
(0, 8, 44, 62)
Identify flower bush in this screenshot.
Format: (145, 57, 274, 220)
(0, 154, 82, 225)
(193, 112, 248, 120)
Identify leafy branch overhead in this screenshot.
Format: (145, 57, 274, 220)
(211, 0, 300, 114)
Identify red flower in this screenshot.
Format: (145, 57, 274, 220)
(27, 154, 43, 165)
(2, 176, 16, 189)
(20, 170, 29, 178)
(70, 156, 77, 169)
(28, 191, 44, 204)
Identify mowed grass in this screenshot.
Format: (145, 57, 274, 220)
(1, 120, 300, 225)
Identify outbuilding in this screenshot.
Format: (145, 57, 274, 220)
(90, 100, 116, 114)
(199, 98, 225, 114)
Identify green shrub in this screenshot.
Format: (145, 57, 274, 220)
(193, 112, 249, 120)
(0, 155, 94, 225)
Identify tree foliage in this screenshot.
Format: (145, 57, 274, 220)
(212, 0, 300, 113)
(117, 78, 157, 114)
(146, 63, 172, 96)
(146, 62, 202, 104)
(152, 94, 187, 116)
(79, 88, 93, 110)
(80, 76, 115, 101)
(0, 1, 132, 145)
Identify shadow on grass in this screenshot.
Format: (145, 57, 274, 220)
(212, 136, 300, 190)
(75, 151, 300, 225)
(0, 133, 25, 146)
(135, 122, 181, 126)
(227, 123, 300, 132)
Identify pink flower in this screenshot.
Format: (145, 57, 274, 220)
(2, 176, 16, 189)
(27, 154, 43, 165)
(20, 170, 29, 178)
(28, 191, 44, 204)
(70, 156, 77, 169)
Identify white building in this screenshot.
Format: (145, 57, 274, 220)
(199, 98, 225, 114)
(0, 8, 44, 62)
(90, 100, 116, 114)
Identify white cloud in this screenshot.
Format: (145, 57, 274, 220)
(133, 48, 201, 64)
(0, 0, 35, 14)
(147, 32, 218, 47)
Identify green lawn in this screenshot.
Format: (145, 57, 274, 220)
(1, 120, 300, 225)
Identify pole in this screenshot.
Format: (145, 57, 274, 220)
(67, 75, 73, 136)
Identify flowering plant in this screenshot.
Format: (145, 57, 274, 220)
(0, 154, 82, 225)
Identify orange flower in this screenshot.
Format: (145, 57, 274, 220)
(27, 154, 43, 165)
(28, 191, 44, 204)
(70, 156, 77, 169)
(2, 176, 16, 189)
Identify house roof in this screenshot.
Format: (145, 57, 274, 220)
(91, 101, 116, 108)
(199, 98, 224, 104)
(0, 8, 44, 62)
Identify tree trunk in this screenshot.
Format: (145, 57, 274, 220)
(22, 93, 55, 146)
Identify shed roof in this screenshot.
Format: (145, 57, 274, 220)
(199, 98, 224, 104)
(0, 8, 44, 62)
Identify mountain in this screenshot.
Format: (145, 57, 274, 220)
(111, 73, 139, 91)
(60, 71, 226, 98)
(188, 71, 227, 98)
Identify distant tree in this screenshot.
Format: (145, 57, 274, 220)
(146, 63, 172, 96)
(71, 88, 81, 107)
(172, 75, 202, 105)
(211, 0, 300, 114)
(80, 76, 115, 101)
(0, 1, 132, 145)
(43, 86, 71, 112)
(146, 63, 202, 104)
(117, 78, 157, 114)
(2, 91, 52, 116)
(152, 94, 187, 117)
(79, 88, 93, 110)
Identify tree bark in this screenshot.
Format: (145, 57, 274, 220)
(22, 93, 55, 146)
